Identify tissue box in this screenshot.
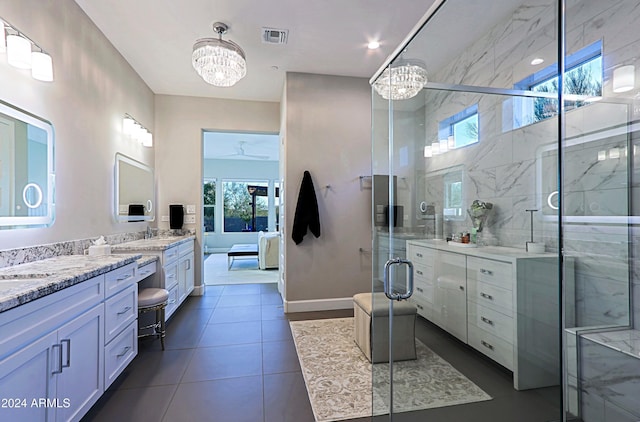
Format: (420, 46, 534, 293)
(88, 244, 111, 256)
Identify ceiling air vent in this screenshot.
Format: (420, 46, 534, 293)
(261, 27, 288, 45)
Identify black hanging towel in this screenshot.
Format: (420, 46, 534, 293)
(292, 170, 321, 245)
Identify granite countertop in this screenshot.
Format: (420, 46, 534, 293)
(111, 235, 195, 252)
(137, 255, 159, 267)
(0, 254, 141, 313)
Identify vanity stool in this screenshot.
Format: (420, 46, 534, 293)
(353, 292, 417, 363)
(138, 288, 169, 350)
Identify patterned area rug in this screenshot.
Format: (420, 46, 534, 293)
(290, 317, 492, 422)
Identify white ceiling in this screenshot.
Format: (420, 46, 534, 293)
(73, 0, 526, 158)
(73, 0, 436, 103)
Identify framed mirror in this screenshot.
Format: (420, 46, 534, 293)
(0, 100, 55, 229)
(115, 153, 154, 222)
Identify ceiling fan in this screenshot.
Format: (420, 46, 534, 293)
(220, 140, 270, 160)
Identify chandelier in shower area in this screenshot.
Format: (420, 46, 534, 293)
(373, 59, 428, 100)
(192, 22, 247, 87)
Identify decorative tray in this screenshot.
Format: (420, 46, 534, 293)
(447, 241, 478, 248)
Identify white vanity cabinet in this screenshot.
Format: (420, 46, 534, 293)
(177, 242, 195, 305)
(406, 243, 435, 320)
(406, 240, 565, 390)
(103, 262, 138, 389)
(132, 238, 195, 321)
(0, 276, 105, 422)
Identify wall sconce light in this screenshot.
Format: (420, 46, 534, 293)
(1, 17, 53, 82)
(6, 33, 31, 69)
(123, 114, 153, 147)
(613, 65, 635, 93)
(431, 140, 440, 155)
(424, 145, 432, 158)
(439, 138, 449, 153)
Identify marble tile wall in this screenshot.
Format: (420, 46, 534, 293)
(415, 0, 638, 328)
(579, 336, 640, 421)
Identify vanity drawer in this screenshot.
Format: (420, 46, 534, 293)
(163, 261, 179, 290)
(467, 278, 513, 314)
(136, 261, 157, 282)
(104, 321, 137, 389)
(105, 262, 136, 297)
(409, 295, 433, 320)
(105, 284, 137, 344)
(467, 257, 512, 290)
(179, 240, 194, 257)
(165, 284, 179, 320)
(163, 246, 180, 263)
(406, 243, 434, 265)
(468, 300, 513, 344)
(413, 263, 433, 284)
(413, 277, 434, 303)
(468, 323, 514, 370)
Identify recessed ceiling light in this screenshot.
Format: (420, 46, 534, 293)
(531, 57, 544, 66)
(367, 41, 380, 50)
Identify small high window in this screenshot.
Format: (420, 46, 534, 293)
(438, 104, 479, 149)
(512, 40, 602, 129)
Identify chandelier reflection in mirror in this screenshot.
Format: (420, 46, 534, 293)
(373, 59, 427, 100)
(192, 22, 247, 87)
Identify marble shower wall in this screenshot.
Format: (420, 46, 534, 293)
(413, 0, 639, 327)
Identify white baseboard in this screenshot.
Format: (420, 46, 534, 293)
(284, 297, 353, 313)
(190, 284, 204, 296)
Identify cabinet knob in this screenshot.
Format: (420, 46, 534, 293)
(480, 268, 494, 276)
(480, 292, 494, 300)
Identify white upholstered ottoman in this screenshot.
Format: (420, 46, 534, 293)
(353, 292, 417, 363)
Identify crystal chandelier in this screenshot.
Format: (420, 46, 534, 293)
(192, 22, 247, 87)
(373, 59, 427, 100)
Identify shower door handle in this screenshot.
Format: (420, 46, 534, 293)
(383, 258, 414, 301)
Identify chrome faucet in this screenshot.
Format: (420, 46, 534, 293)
(145, 226, 154, 239)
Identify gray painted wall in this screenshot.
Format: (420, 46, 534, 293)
(283, 73, 372, 304)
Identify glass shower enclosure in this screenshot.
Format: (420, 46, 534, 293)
(370, 0, 638, 421)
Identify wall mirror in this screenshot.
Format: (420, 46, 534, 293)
(115, 153, 154, 222)
(0, 100, 55, 229)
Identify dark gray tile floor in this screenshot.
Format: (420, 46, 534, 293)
(83, 283, 563, 422)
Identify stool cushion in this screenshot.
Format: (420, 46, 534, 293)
(353, 292, 416, 316)
(138, 288, 169, 308)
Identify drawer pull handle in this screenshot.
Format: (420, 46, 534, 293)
(480, 292, 494, 300)
(459, 285, 464, 291)
(117, 274, 132, 282)
(116, 346, 132, 358)
(117, 306, 132, 315)
(416, 253, 423, 258)
(416, 270, 423, 276)
(480, 269, 494, 276)
(481, 340, 494, 350)
(481, 316, 494, 325)
(139, 270, 151, 276)
(61, 339, 71, 369)
(416, 287, 424, 293)
(52, 343, 63, 375)
(168, 299, 177, 304)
